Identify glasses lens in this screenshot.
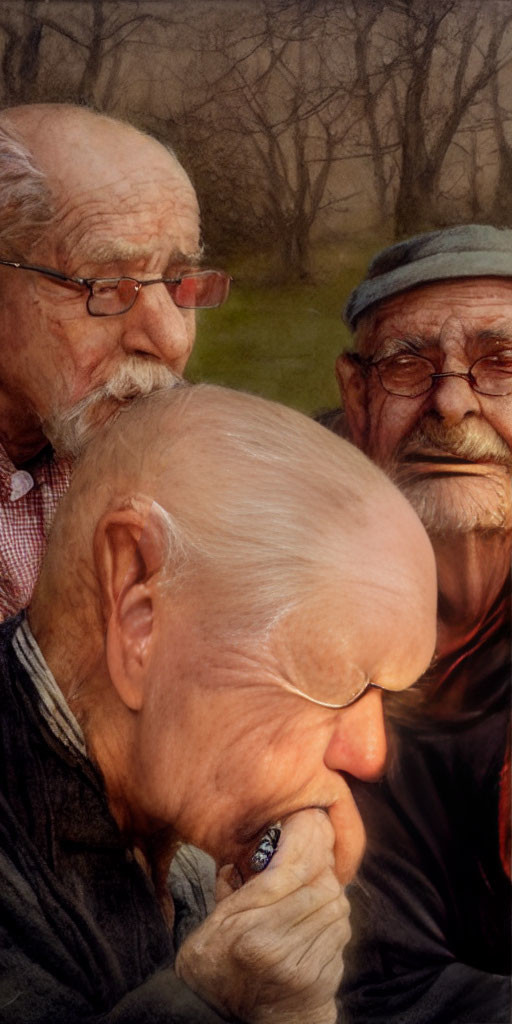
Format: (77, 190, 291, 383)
(375, 354, 435, 397)
(89, 278, 138, 315)
(472, 352, 512, 396)
(169, 271, 231, 309)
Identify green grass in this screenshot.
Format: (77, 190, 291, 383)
(187, 239, 389, 414)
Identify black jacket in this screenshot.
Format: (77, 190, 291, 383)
(339, 608, 512, 1024)
(0, 616, 227, 1024)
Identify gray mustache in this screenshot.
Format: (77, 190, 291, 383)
(43, 359, 182, 457)
(65, 361, 181, 425)
(396, 418, 512, 466)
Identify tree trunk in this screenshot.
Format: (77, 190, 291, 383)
(490, 70, 512, 226)
(78, 0, 104, 105)
(394, 160, 437, 237)
(19, 22, 43, 102)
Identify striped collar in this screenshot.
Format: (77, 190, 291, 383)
(13, 617, 87, 759)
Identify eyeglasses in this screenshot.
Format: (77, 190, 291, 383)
(350, 350, 512, 398)
(0, 259, 232, 316)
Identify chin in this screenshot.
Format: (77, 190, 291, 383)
(402, 475, 512, 535)
(44, 394, 134, 457)
(44, 364, 181, 457)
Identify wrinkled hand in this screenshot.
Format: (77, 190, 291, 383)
(175, 808, 350, 1024)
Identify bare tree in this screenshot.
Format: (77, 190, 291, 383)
(0, 0, 46, 104)
(389, 0, 512, 235)
(344, 0, 400, 223)
(490, 64, 512, 224)
(160, 0, 360, 279)
(0, 0, 157, 109)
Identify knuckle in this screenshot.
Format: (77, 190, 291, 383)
(233, 928, 277, 970)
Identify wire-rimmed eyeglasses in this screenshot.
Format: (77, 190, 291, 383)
(0, 259, 232, 316)
(349, 350, 512, 398)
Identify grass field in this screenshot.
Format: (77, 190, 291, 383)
(187, 241, 382, 415)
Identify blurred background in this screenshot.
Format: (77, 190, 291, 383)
(1, 0, 511, 413)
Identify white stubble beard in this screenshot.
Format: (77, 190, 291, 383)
(42, 358, 182, 458)
(389, 417, 512, 536)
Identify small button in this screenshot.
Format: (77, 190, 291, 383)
(10, 470, 34, 501)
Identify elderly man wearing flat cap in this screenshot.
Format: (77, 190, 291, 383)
(331, 225, 512, 1024)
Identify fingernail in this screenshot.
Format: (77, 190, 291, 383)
(250, 825, 281, 873)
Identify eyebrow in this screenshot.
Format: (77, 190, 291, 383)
(476, 326, 512, 343)
(374, 325, 512, 360)
(78, 241, 204, 268)
(373, 336, 433, 359)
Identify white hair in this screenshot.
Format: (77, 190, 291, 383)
(0, 106, 179, 260)
(0, 121, 54, 258)
(42, 383, 398, 640)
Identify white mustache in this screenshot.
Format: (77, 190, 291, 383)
(43, 359, 181, 457)
(396, 417, 512, 467)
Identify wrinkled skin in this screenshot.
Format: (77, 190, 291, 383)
(0, 106, 200, 463)
(337, 277, 512, 660)
(176, 810, 352, 1024)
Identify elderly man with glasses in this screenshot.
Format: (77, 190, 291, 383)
(0, 103, 230, 620)
(330, 225, 512, 1024)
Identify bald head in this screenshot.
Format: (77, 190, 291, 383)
(27, 384, 438, 869)
(0, 104, 192, 261)
(33, 383, 436, 648)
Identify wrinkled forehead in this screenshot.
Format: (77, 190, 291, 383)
(357, 277, 512, 356)
(271, 499, 436, 703)
(35, 111, 187, 184)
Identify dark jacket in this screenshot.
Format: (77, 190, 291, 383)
(0, 616, 227, 1024)
(339, 606, 512, 1024)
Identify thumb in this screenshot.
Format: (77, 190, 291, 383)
(328, 796, 366, 884)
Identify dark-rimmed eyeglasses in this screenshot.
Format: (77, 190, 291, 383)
(0, 259, 232, 316)
(349, 350, 512, 398)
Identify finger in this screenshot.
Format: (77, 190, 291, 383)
(231, 893, 349, 995)
(216, 866, 346, 940)
(247, 866, 345, 929)
(288, 888, 351, 951)
(265, 807, 335, 882)
(216, 863, 244, 901)
(328, 794, 366, 884)
(212, 810, 337, 914)
(236, 875, 348, 944)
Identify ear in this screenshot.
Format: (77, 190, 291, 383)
(335, 353, 369, 448)
(93, 500, 170, 712)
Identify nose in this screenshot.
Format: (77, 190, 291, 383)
(324, 687, 387, 782)
(428, 370, 481, 427)
(120, 284, 195, 373)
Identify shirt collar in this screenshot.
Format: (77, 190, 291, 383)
(0, 441, 71, 501)
(13, 616, 88, 758)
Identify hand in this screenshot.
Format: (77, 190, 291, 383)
(175, 808, 350, 1024)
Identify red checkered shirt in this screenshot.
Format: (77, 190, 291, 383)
(0, 444, 72, 620)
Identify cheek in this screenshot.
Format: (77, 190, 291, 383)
(483, 399, 512, 448)
(366, 393, 423, 462)
(45, 317, 123, 396)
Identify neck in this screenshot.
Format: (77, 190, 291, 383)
(28, 599, 159, 844)
(432, 529, 511, 658)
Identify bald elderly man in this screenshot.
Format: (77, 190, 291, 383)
(0, 383, 437, 1023)
(330, 225, 512, 1023)
(0, 103, 230, 618)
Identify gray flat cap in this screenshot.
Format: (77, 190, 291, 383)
(344, 224, 512, 330)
